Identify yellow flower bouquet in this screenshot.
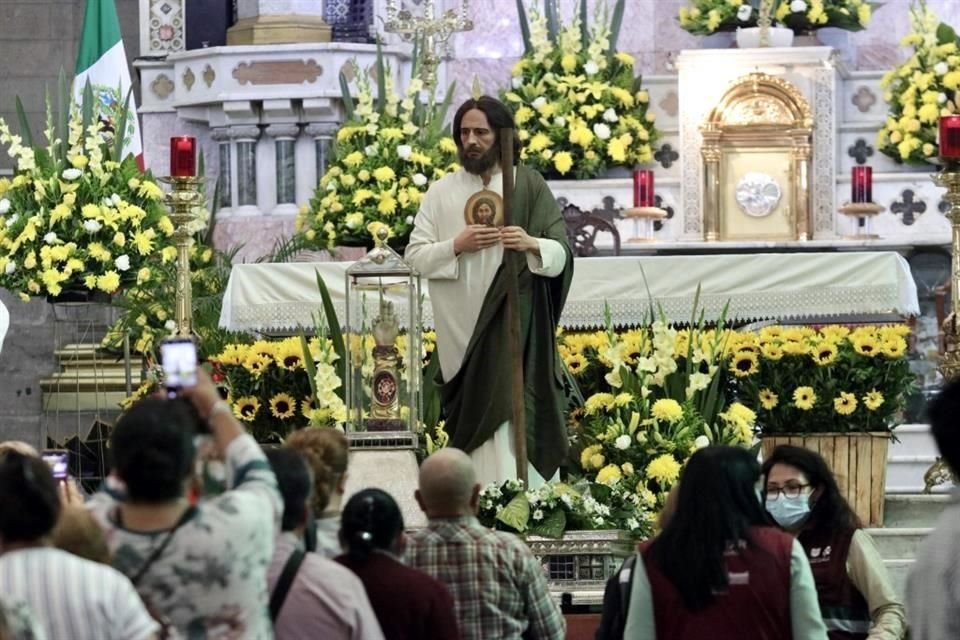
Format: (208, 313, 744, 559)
(0, 94, 175, 301)
(678, 0, 875, 36)
(296, 44, 458, 250)
(878, 0, 959, 165)
(728, 324, 915, 434)
(502, 0, 658, 179)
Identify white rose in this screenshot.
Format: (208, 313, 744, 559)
(790, 0, 807, 12)
(5, 214, 18, 228)
(43, 232, 58, 244)
(164, 319, 177, 332)
(114, 254, 130, 271)
(412, 173, 428, 186)
(405, 215, 414, 224)
(532, 509, 544, 521)
(396, 144, 412, 160)
(593, 123, 611, 140)
(584, 60, 600, 75)
(695, 435, 711, 449)
(111, 193, 122, 205)
(102, 197, 113, 207)
(4, 260, 15, 275)
(61, 168, 82, 181)
(512, 76, 523, 89)
(602, 108, 619, 123)
(940, 92, 949, 104)
(614, 434, 631, 450)
(737, 4, 753, 21)
(935, 61, 949, 75)
(532, 96, 547, 110)
(554, 116, 566, 127)
(83, 219, 102, 233)
(0, 199, 9, 214)
(364, 144, 379, 157)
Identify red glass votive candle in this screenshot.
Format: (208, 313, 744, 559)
(633, 169, 654, 207)
(851, 166, 872, 204)
(940, 116, 960, 159)
(170, 136, 197, 177)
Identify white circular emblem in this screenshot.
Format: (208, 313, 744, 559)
(735, 172, 782, 218)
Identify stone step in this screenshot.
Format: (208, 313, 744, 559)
(864, 527, 931, 560)
(883, 494, 952, 528)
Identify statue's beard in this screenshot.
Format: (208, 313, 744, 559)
(460, 144, 499, 175)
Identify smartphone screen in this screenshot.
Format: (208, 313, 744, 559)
(161, 338, 198, 395)
(41, 449, 69, 479)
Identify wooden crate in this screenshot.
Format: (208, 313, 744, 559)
(760, 433, 889, 527)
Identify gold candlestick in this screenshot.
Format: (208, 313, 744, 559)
(933, 167, 960, 380)
(161, 176, 204, 337)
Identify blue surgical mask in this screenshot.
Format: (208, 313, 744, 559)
(765, 494, 811, 529)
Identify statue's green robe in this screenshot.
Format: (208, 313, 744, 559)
(438, 165, 574, 480)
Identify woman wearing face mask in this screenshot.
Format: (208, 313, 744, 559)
(762, 445, 905, 640)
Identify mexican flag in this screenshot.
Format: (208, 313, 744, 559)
(73, 0, 143, 167)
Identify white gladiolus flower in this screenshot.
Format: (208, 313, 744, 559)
(4, 260, 15, 275)
(593, 123, 611, 140)
(935, 61, 949, 75)
(512, 77, 523, 89)
(790, 0, 807, 12)
(554, 116, 566, 127)
(111, 193, 122, 205)
(43, 232, 58, 244)
(584, 60, 599, 75)
(695, 435, 711, 449)
(0, 199, 9, 214)
(737, 4, 753, 20)
(61, 168, 82, 180)
(615, 435, 631, 450)
(114, 254, 130, 271)
(83, 219, 102, 233)
(364, 144, 379, 157)
(396, 144, 412, 160)
(5, 215, 18, 228)
(412, 173, 428, 186)
(603, 108, 619, 123)
(532, 96, 547, 110)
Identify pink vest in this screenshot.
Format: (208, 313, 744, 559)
(641, 526, 794, 640)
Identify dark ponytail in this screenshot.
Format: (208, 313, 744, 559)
(340, 489, 403, 562)
(0, 452, 61, 543)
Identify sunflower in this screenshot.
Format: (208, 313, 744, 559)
(881, 337, 907, 358)
(760, 343, 784, 361)
(243, 352, 272, 376)
(812, 342, 838, 366)
(249, 340, 278, 359)
(564, 353, 588, 375)
(216, 344, 249, 366)
(269, 393, 297, 419)
(759, 325, 785, 341)
(833, 392, 858, 416)
(852, 335, 879, 357)
(233, 396, 261, 422)
(300, 397, 315, 419)
(759, 389, 779, 410)
(729, 351, 759, 377)
(781, 340, 809, 356)
(275, 341, 304, 370)
(863, 390, 885, 411)
(793, 386, 817, 411)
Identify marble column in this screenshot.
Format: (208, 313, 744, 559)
(266, 124, 301, 215)
(229, 0, 331, 44)
(305, 122, 338, 180)
(229, 125, 262, 215)
(211, 127, 233, 213)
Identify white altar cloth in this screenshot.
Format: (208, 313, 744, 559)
(219, 251, 919, 332)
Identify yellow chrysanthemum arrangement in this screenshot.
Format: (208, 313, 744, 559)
(731, 324, 915, 434)
(502, 0, 658, 179)
(878, 0, 960, 166)
(678, 0, 874, 36)
(296, 45, 458, 251)
(0, 94, 175, 301)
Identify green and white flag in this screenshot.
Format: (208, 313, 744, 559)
(73, 0, 142, 166)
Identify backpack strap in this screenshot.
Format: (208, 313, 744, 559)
(617, 554, 638, 622)
(269, 547, 306, 623)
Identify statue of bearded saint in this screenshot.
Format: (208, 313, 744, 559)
(368, 297, 403, 430)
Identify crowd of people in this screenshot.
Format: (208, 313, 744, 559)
(1, 370, 959, 639)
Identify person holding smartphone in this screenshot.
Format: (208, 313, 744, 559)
(87, 365, 282, 638)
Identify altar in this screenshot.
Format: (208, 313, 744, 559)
(219, 251, 919, 334)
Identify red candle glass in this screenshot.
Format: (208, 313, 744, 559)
(940, 115, 960, 159)
(851, 166, 872, 204)
(633, 169, 654, 208)
(170, 136, 197, 177)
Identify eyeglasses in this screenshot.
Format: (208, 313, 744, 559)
(765, 483, 811, 500)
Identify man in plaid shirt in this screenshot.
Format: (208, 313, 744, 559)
(406, 449, 565, 640)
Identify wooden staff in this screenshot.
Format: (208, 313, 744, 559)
(500, 128, 528, 486)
